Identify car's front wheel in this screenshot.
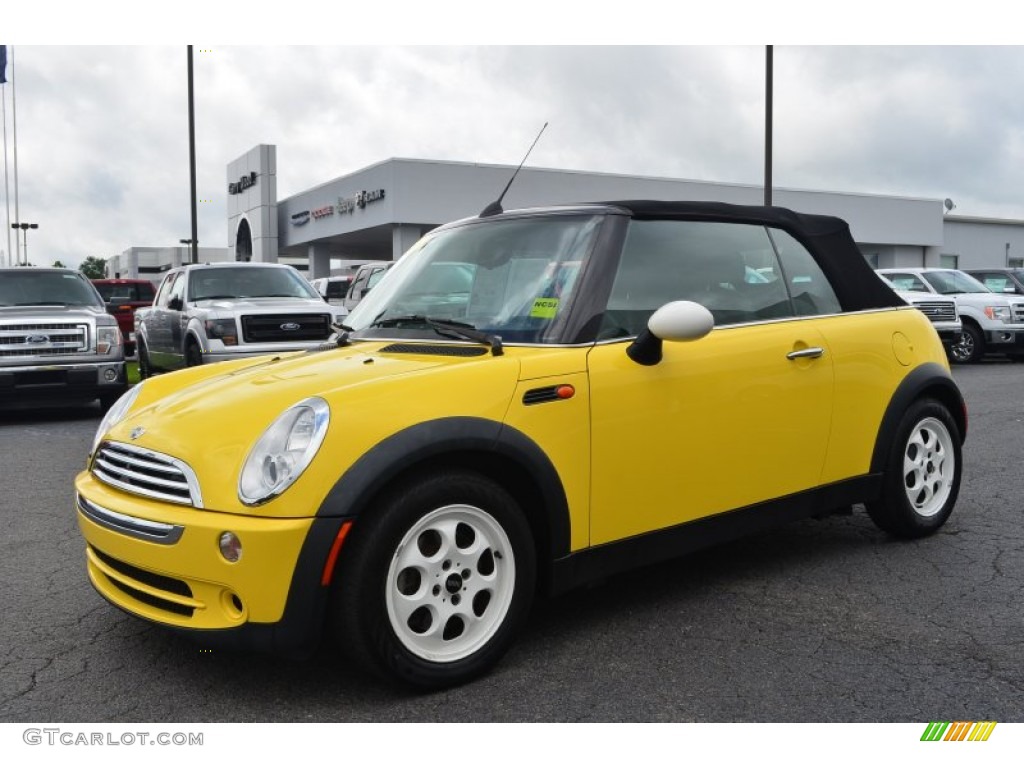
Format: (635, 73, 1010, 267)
(867, 399, 962, 538)
(948, 322, 983, 364)
(331, 471, 536, 689)
(185, 338, 203, 367)
(137, 338, 153, 379)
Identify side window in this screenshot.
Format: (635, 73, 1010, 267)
(884, 273, 929, 292)
(366, 267, 387, 292)
(349, 270, 370, 298)
(154, 273, 176, 307)
(768, 229, 842, 316)
(599, 221, 793, 337)
(166, 272, 185, 306)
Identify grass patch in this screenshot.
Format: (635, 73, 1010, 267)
(127, 361, 140, 385)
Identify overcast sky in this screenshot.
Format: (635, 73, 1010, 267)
(3, 38, 1023, 269)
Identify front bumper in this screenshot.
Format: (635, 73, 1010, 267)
(984, 328, 1024, 349)
(75, 472, 347, 654)
(201, 340, 328, 364)
(0, 360, 126, 404)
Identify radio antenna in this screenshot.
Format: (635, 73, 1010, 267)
(479, 122, 548, 217)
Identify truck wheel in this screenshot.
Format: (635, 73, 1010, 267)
(137, 339, 153, 379)
(948, 322, 983, 364)
(330, 471, 536, 689)
(866, 399, 961, 539)
(185, 339, 203, 367)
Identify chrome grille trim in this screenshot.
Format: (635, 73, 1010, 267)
(77, 494, 184, 544)
(91, 441, 203, 507)
(1011, 302, 1024, 324)
(0, 321, 90, 357)
(909, 301, 957, 323)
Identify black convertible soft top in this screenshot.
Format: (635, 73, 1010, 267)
(601, 200, 903, 312)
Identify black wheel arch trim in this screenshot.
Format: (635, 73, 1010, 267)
(315, 416, 572, 563)
(869, 362, 967, 477)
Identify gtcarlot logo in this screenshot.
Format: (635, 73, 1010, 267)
(920, 721, 997, 742)
(23, 728, 203, 746)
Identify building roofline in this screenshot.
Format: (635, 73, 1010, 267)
(944, 213, 1024, 227)
(283, 156, 943, 207)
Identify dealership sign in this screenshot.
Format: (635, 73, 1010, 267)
(228, 172, 258, 195)
(312, 205, 334, 220)
(291, 210, 311, 226)
(338, 188, 386, 214)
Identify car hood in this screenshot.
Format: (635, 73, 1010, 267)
(101, 341, 522, 514)
(192, 297, 331, 311)
(0, 304, 109, 320)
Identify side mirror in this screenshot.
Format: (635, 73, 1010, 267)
(168, 296, 183, 311)
(627, 301, 715, 366)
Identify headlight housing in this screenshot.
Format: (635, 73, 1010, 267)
(238, 397, 330, 505)
(204, 318, 239, 345)
(91, 383, 142, 454)
(97, 324, 123, 355)
(985, 305, 1012, 322)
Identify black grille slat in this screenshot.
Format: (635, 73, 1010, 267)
(379, 343, 487, 357)
(523, 386, 560, 405)
(241, 314, 332, 343)
(93, 548, 193, 597)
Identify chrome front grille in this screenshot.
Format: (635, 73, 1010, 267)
(910, 300, 957, 323)
(91, 441, 202, 507)
(1012, 302, 1024, 324)
(0, 321, 89, 358)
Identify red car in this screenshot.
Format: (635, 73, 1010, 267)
(91, 279, 156, 356)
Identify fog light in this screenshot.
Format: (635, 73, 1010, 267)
(103, 368, 118, 382)
(218, 532, 242, 562)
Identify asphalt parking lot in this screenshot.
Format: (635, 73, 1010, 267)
(0, 362, 1021, 722)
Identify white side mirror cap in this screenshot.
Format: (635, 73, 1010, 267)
(648, 301, 714, 342)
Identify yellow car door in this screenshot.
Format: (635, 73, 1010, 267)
(587, 320, 834, 545)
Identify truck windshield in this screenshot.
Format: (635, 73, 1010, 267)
(189, 267, 320, 301)
(924, 270, 990, 295)
(0, 271, 102, 307)
(346, 214, 603, 344)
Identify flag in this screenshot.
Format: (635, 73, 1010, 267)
(0, 46, 7, 84)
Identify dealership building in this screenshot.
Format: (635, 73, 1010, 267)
(107, 143, 1024, 280)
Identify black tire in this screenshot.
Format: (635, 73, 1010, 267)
(330, 470, 536, 690)
(137, 339, 153, 379)
(185, 338, 203, 367)
(866, 398, 962, 539)
(948, 322, 983, 364)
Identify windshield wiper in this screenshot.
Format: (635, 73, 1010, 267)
(369, 314, 503, 356)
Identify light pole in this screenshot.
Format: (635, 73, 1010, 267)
(11, 222, 37, 266)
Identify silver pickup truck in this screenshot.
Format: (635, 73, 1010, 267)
(0, 267, 127, 410)
(135, 262, 345, 377)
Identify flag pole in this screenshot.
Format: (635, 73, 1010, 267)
(10, 45, 20, 265)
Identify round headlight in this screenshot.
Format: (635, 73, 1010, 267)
(238, 397, 330, 505)
(91, 383, 142, 454)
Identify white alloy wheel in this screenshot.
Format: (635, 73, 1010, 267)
(901, 416, 956, 518)
(385, 504, 516, 663)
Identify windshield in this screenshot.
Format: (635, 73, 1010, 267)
(923, 270, 990, 295)
(188, 266, 320, 301)
(0, 271, 102, 307)
(346, 214, 603, 343)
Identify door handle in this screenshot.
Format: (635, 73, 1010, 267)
(786, 347, 825, 360)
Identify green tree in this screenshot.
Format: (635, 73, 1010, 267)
(79, 256, 107, 279)
(52, 260, 66, 268)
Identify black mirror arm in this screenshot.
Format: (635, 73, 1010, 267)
(626, 329, 663, 366)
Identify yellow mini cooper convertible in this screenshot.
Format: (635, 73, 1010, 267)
(76, 201, 966, 688)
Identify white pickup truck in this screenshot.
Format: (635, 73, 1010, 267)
(878, 267, 1024, 363)
(0, 267, 127, 409)
(135, 263, 346, 377)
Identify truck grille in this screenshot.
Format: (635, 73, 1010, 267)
(91, 441, 202, 507)
(0, 322, 89, 358)
(910, 300, 957, 323)
(1011, 302, 1024, 324)
(240, 313, 332, 344)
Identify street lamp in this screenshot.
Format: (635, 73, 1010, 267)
(11, 222, 38, 266)
(180, 238, 197, 265)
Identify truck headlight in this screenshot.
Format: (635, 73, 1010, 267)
(91, 384, 142, 454)
(97, 325, 123, 355)
(238, 397, 330, 505)
(204, 318, 239, 345)
(985, 305, 1012, 322)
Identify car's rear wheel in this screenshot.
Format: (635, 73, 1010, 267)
(330, 470, 535, 689)
(948, 322, 983, 364)
(867, 399, 961, 538)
